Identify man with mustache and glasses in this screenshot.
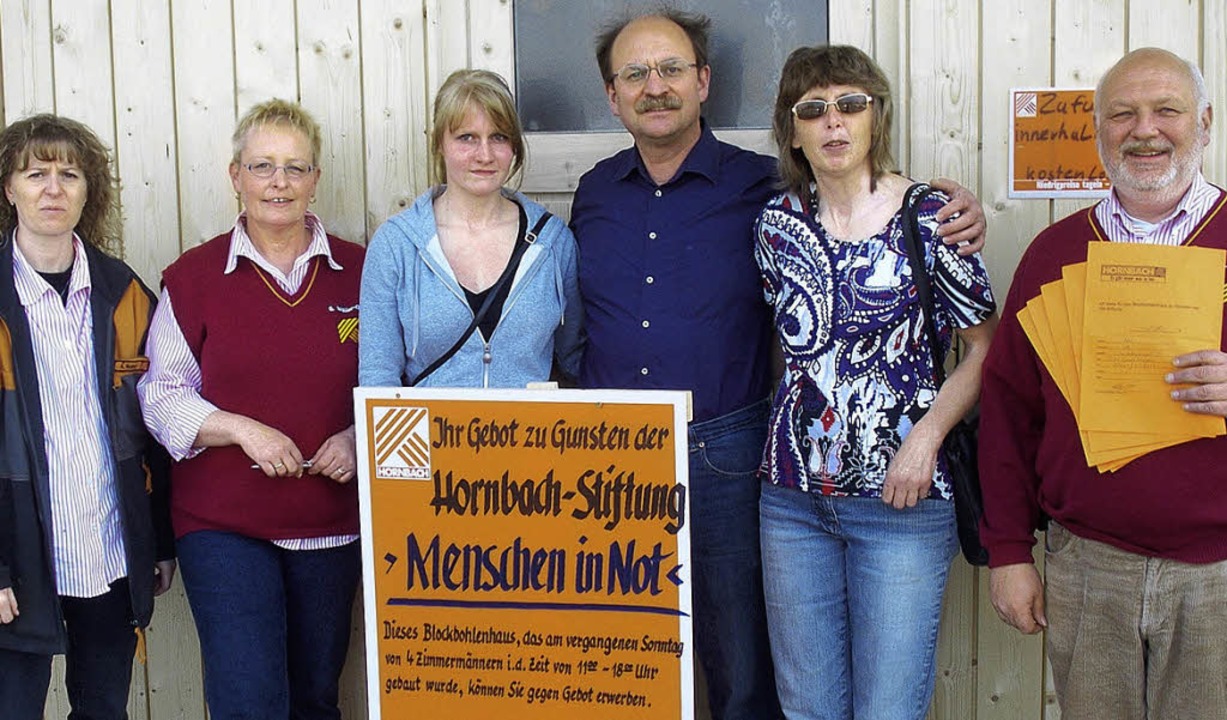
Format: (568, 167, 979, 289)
(568, 7, 988, 719)
(981, 48, 1227, 719)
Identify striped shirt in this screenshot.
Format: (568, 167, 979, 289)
(1094, 173, 1219, 245)
(13, 237, 126, 598)
(138, 212, 356, 551)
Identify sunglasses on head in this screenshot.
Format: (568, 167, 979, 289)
(791, 93, 874, 120)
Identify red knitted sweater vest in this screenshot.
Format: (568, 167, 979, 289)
(163, 232, 363, 539)
(981, 190, 1227, 564)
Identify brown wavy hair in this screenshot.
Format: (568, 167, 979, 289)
(772, 45, 895, 197)
(0, 114, 120, 252)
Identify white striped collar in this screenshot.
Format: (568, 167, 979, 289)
(1094, 173, 1218, 245)
(222, 210, 342, 276)
(11, 233, 91, 308)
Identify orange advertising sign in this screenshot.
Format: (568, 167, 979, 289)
(354, 388, 694, 720)
(1010, 88, 1111, 198)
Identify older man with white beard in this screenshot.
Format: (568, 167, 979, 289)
(979, 47, 1227, 719)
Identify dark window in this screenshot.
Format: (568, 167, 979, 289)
(514, 0, 829, 133)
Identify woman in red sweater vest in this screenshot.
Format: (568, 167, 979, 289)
(139, 99, 364, 720)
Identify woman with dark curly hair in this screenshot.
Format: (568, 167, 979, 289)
(0, 116, 121, 251)
(0, 114, 175, 720)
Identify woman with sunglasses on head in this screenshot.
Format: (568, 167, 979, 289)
(753, 46, 998, 720)
(138, 99, 362, 719)
(360, 69, 582, 390)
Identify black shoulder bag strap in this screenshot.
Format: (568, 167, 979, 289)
(900, 183, 992, 566)
(407, 210, 553, 387)
(899, 183, 947, 382)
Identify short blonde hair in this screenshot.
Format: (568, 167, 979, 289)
(430, 69, 525, 187)
(232, 99, 323, 165)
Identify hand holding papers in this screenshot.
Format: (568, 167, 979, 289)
(1167, 349, 1227, 416)
(1018, 242, 1226, 471)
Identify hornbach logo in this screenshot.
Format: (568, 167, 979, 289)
(1099, 264, 1167, 283)
(337, 317, 359, 343)
(373, 406, 431, 480)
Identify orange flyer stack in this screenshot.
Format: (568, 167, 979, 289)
(1018, 242, 1226, 471)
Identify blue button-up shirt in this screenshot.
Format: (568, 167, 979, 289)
(571, 124, 777, 422)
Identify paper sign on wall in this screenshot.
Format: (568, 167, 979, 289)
(1010, 88, 1110, 199)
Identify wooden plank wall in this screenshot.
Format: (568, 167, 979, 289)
(1, 1, 1223, 719)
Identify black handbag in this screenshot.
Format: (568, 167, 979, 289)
(899, 184, 990, 566)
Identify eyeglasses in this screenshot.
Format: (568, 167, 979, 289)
(791, 93, 874, 120)
(610, 58, 698, 85)
(243, 161, 315, 179)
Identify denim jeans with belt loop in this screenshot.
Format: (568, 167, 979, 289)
(760, 483, 957, 720)
(686, 398, 782, 720)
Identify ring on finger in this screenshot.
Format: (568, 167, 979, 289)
(273, 461, 286, 469)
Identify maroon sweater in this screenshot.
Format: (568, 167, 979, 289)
(164, 232, 363, 539)
(980, 189, 1227, 566)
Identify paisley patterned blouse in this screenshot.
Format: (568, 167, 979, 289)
(753, 186, 996, 499)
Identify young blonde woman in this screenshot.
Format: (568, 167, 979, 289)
(360, 69, 583, 388)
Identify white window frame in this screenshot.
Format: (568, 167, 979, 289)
(522, 129, 776, 194)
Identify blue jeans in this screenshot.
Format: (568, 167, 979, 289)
(0, 578, 137, 720)
(176, 532, 360, 720)
(760, 484, 957, 720)
(688, 399, 782, 720)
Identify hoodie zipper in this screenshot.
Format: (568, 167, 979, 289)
(479, 247, 549, 388)
(418, 220, 550, 386)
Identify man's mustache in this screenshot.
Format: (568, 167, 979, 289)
(635, 96, 683, 113)
(1120, 139, 1173, 156)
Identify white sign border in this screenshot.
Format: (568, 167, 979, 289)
(354, 386, 695, 720)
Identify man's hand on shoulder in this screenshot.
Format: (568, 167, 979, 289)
(1168, 350, 1227, 417)
(928, 177, 986, 255)
(989, 563, 1047, 635)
